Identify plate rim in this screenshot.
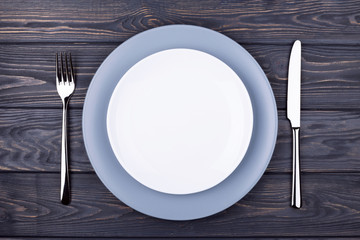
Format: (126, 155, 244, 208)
(83, 24, 278, 220)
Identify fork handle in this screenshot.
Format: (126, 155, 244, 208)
(291, 127, 301, 208)
(60, 98, 70, 205)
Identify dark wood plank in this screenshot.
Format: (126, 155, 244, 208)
(0, 0, 360, 44)
(0, 108, 360, 173)
(272, 110, 360, 173)
(0, 44, 113, 109)
(0, 172, 360, 237)
(1, 44, 360, 109)
(0, 108, 87, 172)
(2, 238, 358, 240)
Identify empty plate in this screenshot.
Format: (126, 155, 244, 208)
(107, 48, 253, 194)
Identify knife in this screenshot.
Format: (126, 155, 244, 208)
(287, 40, 302, 209)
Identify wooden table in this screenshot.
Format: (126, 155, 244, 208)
(1, 0, 360, 238)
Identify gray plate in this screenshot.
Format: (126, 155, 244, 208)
(82, 25, 278, 220)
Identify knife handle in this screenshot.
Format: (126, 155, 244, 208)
(291, 127, 302, 208)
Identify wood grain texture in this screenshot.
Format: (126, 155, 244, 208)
(0, 108, 87, 172)
(0, 0, 360, 44)
(1, 0, 359, 238)
(272, 110, 360, 173)
(4, 239, 359, 240)
(2, 239, 359, 240)
(0, 108, 359, 173)
(0, 44, 112, 109)
(2, 238, 360, 240)
(0, 44, 360, 109)
(0, 173, 360, 237)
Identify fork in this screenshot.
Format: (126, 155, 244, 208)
(56, 52, 75, 205)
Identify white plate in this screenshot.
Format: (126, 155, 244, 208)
(107, 48, 253, 195)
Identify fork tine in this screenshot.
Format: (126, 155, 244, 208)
(68, 53, 75, 84)
(56, 53, 60, 85)
(61, 52, 66, 84)
(64, 52, 70, 85)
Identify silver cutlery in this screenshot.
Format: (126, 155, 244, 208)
(56, 52, 75, 205)
(287, 40, 302, 209)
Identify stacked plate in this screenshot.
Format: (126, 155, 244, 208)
(83, 25, 277, 220)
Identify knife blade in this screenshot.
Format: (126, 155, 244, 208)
(287, 40, 302, 209)
(287, 40, 301, 128)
